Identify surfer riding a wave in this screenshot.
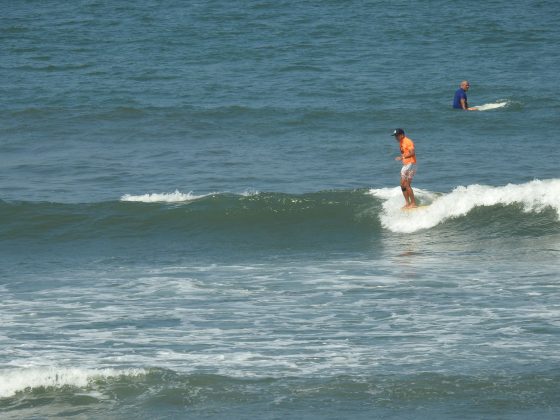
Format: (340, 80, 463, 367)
(392, 128, 417, 209)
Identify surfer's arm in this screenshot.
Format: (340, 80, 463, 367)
(396, 149, 414, 161)
(402, 148, 415, 159)
(462, 101, 478, 111)
(461, 97, 478, 111)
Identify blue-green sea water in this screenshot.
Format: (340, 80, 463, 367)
(2, 1, 560, 418)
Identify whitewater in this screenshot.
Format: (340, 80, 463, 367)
(371, 179, 560, 233)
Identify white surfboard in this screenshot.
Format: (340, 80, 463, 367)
(474, 101, 507, 111)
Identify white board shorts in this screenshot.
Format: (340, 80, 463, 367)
(401, 163, 417, 181)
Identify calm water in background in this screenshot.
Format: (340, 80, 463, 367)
(1, 1, 560, 418)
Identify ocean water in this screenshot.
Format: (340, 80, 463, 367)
(1, 0, 560, 418)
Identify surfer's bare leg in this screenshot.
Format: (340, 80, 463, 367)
(401, 179, 416, 208)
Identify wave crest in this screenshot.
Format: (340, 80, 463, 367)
(370, 179, 560, 233)
(0, 367, 146, 398)
(120, 190, 214, 203)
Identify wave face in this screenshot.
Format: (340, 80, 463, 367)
(0, 190, 382, 258)
(1, 180, 559, 250)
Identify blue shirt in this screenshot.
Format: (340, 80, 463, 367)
(453, 88, 467, 109)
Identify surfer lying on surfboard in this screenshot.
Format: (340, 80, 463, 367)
(392, 128, 417, 209)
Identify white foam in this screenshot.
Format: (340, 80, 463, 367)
(240, 188, 260, 197)
(474, 101, 508, 111)
(120, 189, 259, 203)
(370, 179, 560, 233)
(0, 367, 146, 398)
(120, 190, 213, 203)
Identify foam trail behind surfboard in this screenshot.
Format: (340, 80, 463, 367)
(370, 179, 560, 233)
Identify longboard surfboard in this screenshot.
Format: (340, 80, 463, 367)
(475, 102, 507, 111)
(402, 204, 430, 212)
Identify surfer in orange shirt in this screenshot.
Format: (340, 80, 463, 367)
(392, 128, 417, 209)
